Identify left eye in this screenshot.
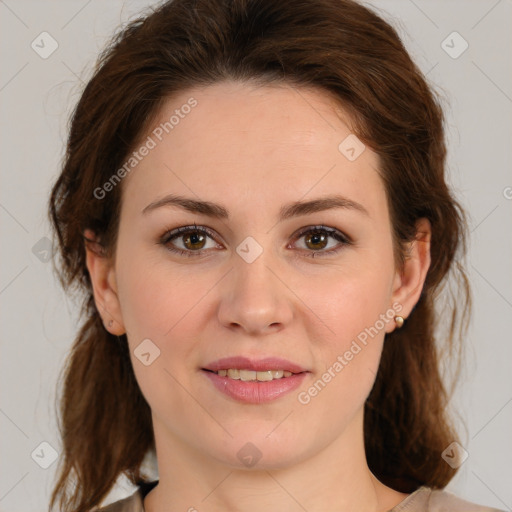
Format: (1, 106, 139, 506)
(160, 224, 351, 258)
(292, 226, 351, 256)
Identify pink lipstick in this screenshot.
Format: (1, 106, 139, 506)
(202, 356, 309, 404)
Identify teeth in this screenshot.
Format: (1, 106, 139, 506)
(215, 369, 294, 381)
(227, 369, 240, 379)
(240, 369, 257, 381)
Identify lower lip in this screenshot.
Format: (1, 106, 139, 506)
(202, 370, 308, 404)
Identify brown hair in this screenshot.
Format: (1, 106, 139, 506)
(48, 0, 471, 510)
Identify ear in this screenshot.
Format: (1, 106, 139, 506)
(84, 229, 126, 336)
(385, 218, 431, 333)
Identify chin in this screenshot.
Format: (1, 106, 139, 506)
(204, 429, 312, 471)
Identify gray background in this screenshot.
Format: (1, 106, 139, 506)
(0, 0, 511, 510)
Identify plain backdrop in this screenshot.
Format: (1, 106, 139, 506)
(1, 1, 511, 511)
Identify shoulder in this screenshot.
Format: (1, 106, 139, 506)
(94, 488, 142, 512)
(93, 480, 158, 512)
(392, 486, 505, 512)
(93, 491, 141, 512)
(428, 488, 505, 512)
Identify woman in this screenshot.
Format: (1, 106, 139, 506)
(47, 0, 504, 511)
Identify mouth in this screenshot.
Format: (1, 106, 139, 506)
(201, 356, 309, 403)
(203, 356, 308, 375)
(202, 368, 300, 381)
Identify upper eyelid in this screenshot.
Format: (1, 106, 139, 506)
(293, 225, 350, 240)
(161, 224, 351, 246)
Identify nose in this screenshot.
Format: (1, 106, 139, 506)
(217, 251, 294, 336)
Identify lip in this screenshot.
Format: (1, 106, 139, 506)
(201, 356, 310, 404)
(202, 356, 308, 374)
(202, 370, 308, 404)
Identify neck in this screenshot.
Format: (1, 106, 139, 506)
(144, 409, 408, 512)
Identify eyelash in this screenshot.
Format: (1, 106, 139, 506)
(159, 223, 352, 259)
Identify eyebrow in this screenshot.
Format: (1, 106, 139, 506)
(141, 193, 369, 220)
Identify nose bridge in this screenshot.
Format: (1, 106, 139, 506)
(218, 239, 293, 333)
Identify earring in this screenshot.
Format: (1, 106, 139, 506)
(108, 320, 113, 328)
(394, 316, 404, 329)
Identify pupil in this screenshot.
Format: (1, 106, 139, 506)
(308, 232, 326, 250)
(187, 232, 204, 248)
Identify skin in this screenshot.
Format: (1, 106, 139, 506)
(85, 81, 431, 512)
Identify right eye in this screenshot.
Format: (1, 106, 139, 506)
(160, 224, 221, 257)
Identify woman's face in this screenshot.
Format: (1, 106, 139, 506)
(91, 81, 426, 470)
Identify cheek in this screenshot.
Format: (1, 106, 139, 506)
(313, 258, 394, 345)
(316, 282, 388, 376)
(116, 249, 211, 340)
(116, 259, 204, 413)
(301, 256, 394, 401)
(297, 290, 388, 428)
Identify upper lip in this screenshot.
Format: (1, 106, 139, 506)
(203, 356, 309, 374)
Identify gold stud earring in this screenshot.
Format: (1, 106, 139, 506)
(394, 316, 404, 328)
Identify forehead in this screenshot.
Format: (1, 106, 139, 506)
(151, 80, 358, 158)
(120, 81, 385, 221)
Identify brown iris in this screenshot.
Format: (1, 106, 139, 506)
(182, 231, 207, 251)
(304, 230, 328, 251)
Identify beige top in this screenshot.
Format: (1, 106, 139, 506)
(97, 481, 505, 512)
